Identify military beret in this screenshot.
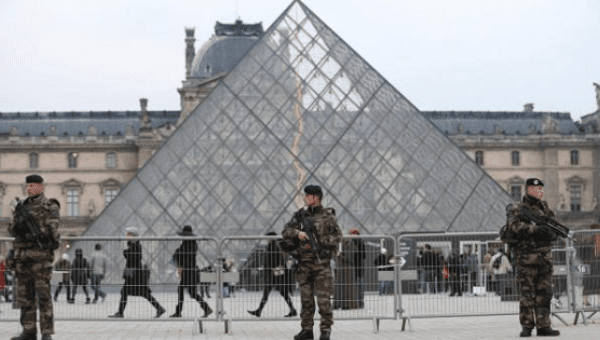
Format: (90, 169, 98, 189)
(26, 174, 43, 183)
(525, 178, 544, 187)
(304, 185, 323, 198)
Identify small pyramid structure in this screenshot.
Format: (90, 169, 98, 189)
(79, 0, 512, 282)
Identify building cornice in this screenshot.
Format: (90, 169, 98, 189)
(451, 135, 600, 149)
(0, 141, 139, 152)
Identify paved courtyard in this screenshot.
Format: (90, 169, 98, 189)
(2, 314, 600, 339)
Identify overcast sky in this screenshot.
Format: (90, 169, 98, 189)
(1, 0, 599, 121)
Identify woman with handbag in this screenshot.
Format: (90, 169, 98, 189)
(169, 225, 213, 318)
(248, 231, 297, 318)
(109, 227, 165, 318)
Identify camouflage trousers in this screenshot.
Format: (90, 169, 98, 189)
(15, 257, 54, 335)
(516, 260, 553, 330)
(295, 258, 333, 332)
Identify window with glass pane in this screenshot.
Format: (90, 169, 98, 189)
(475, 151, 484, 166)
(571, 150, 579, 165)
(29, 153, 38, 169)
(571, 184, 581, 212)
(105, 188, 119, 207)
(67, 189, 79, 217)
(511, 151, 520, 166)
(510, 185, 522, 202)
(107, 152, 116, 168)
(68, 152, 78, 168)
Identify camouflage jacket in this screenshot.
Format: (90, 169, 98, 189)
(506, 194, 557, 257)
(282, 204, 343, 261)
(8, 193, 60, 251)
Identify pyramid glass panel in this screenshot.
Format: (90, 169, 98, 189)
(80, 0, 513, 279)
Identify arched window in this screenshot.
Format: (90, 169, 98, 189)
(68, 152, 78, 168)
(67, 189, 79, 217)
(475, 151, 484, 166)
(106, 152, 116, 168)
(511, 151, 520, 166)
(571, 150, 579, 165)
(29, 153, 39, 169)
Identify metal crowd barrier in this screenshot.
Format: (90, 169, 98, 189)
(2, 231, 598, 333)
(217, 235, 397, 333)
(395, 232, 577, 329)
(0, 235, 398, 333)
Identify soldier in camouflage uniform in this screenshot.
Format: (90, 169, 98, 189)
(7, 175, 60, 340)
(282, 185, 343, 340)
(506, 178, 560, 337)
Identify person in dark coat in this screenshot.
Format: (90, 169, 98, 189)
(169, 225, 213, 318)
(333, 236, 358, 310)
(109, 227, 165, 318)
(53, 254, 71, 302)
(69, 248, 90, 304)
(349, 228, 366, 308)
(447, 250, 463, 297)
(248, 231, 297, 317)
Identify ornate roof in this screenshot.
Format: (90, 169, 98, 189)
(189, 20, 263, 79)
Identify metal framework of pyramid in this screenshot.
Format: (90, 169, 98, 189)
(82, 0, 512, 245)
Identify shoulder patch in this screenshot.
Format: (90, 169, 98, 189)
(326, 207, 336, 216)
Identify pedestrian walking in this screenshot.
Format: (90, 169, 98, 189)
(69, 248, 91, 304)
(169, 225, 213, 318)
(108, 227, 165, 318)
(248, 231, 297, 318)
(53, 254, 71, 302)
(89, 243, 107, 303)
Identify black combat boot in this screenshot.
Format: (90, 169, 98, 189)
(537, 328, 560, 336)
(248, 300, 266, 317)
(519, 327, 532, 337)
(319, 331, 330, 340)
(10, 330, 37, 340)
(41, 335, 52, 340)
(203, 304, 213, 318)
(294, 329, 314, 340)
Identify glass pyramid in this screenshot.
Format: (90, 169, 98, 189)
(82, 0, 512, 249)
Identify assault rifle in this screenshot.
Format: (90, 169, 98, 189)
(517, 206, 576, 242)
(298, 210, 322, 262)
(14, 199, 53, 251)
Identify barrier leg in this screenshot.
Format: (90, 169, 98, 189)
(551, 312, 570, 326)
(373, 317, 379, 333)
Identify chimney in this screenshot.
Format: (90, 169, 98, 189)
(523, 103, 534, 112)
(185, 27, 196, 79)
(139, 98, 148, 112)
